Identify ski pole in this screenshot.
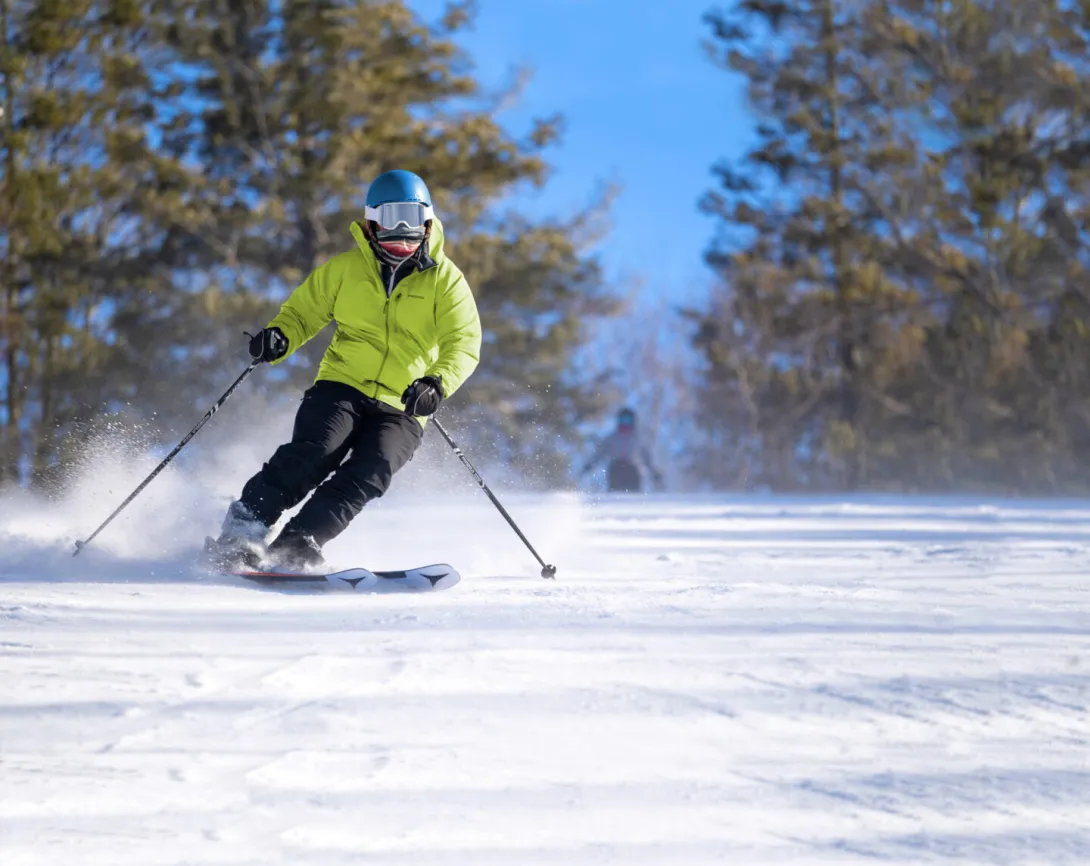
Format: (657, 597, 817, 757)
(431, 416, 556, 579)
(73, 360, 260, 555)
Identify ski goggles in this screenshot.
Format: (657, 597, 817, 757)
(364, 201, 435, 231)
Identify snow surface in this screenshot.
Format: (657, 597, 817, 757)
(2, 487, 1090, 864)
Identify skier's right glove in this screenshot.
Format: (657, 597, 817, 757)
(247, 327, 289, 363)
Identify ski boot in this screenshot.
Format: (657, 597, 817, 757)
(265, 531, 325, 573)
(203, 501, 268, 571)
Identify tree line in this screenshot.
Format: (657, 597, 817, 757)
(0, 0, 618, 491)
(692, 0, 1090, 492)
(6, 0, 1090, 495)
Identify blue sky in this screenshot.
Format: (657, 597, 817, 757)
(408, 0, 753, 305)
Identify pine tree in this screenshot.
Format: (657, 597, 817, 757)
(867, 0, 1090, 490)
(694, 0, 925, 490)
(0, 0, 206, 489)
(694, 0, 1090, 492)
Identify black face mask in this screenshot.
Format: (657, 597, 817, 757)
(376, 224, 425, 247)
(375, 225, 425, 242)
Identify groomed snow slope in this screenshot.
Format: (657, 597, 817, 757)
(2, 494, 1089, 865)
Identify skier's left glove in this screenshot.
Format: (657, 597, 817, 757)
(402, 375, 444, 416)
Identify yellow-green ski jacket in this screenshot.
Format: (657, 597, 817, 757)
(267, 218, 481, 423)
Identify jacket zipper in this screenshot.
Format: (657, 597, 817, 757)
(371, 257, 412, 399)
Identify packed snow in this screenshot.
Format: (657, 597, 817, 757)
(2, 446, 1089, 863)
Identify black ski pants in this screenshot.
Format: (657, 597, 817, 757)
(607, 459, 642, 493)
(239, 380, 423, 545)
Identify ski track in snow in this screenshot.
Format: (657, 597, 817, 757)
(1, 494, 1089, 865)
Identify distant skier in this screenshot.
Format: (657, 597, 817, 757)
(206, 170, 481, 571)
(580, 407, 663, 493)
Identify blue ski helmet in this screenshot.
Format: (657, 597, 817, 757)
(618, 407, 636, 429)
(366, 170, 432, 208)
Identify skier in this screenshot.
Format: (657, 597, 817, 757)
(580, 407, 663, 493)
(206, 170, 481, 571)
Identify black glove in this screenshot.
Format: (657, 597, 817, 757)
(247, 327, 288, 363)
(401, 375, 444, 416)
